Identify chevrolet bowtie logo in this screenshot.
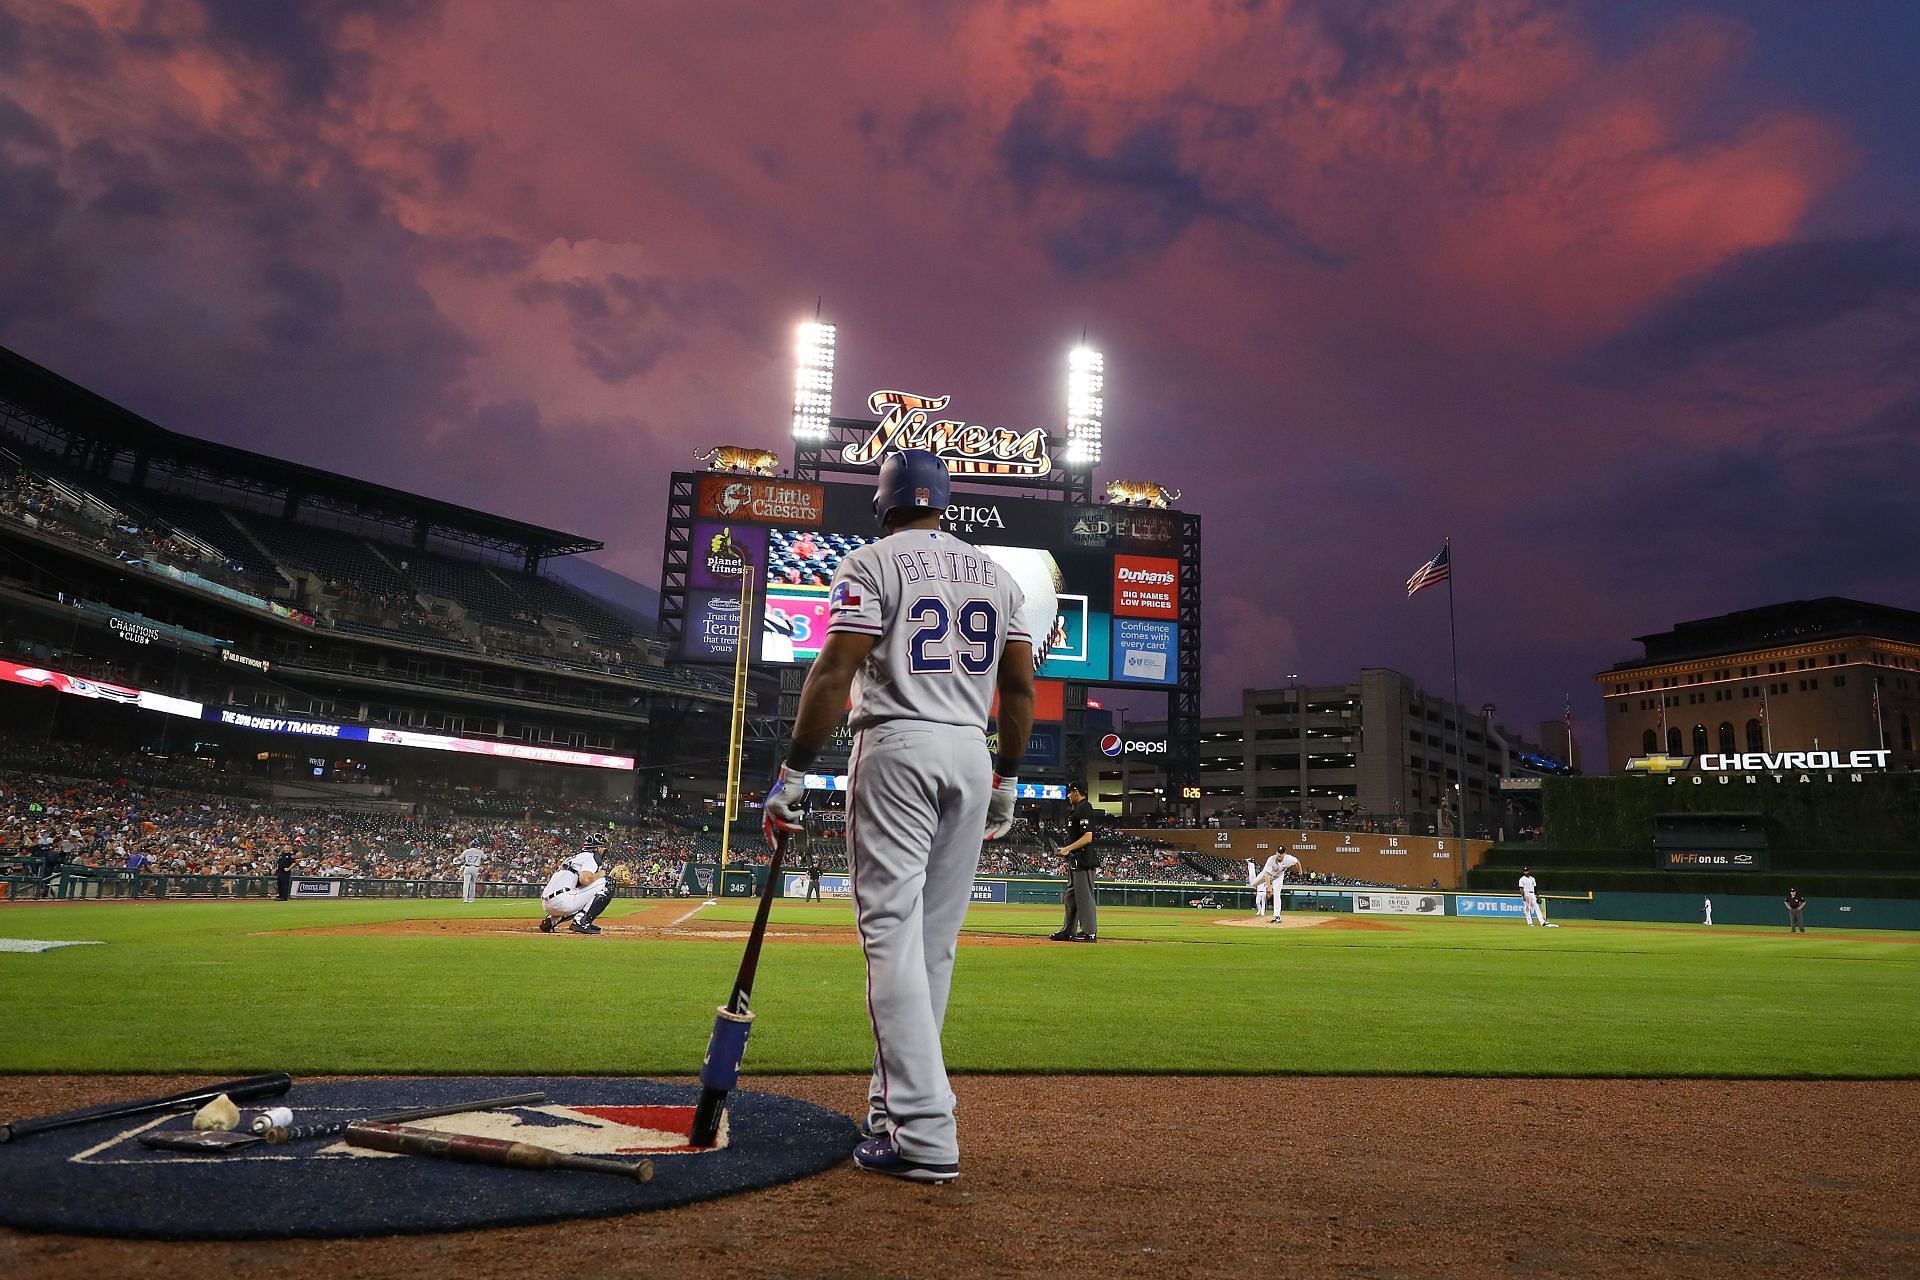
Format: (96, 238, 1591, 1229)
(1625, 753, 1692, 774)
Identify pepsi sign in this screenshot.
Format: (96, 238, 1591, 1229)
(1100, 734, 1167, 758)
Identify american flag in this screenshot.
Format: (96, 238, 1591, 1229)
(1872, 675, 1883, 726)
(1405, 544, 1451, 597)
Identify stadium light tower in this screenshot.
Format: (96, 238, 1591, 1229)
(791, 319, 836, 441)
(1064, 344, 1103, 467)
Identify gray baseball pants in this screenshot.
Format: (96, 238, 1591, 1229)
(1061, 867, 1098, 936)
(848, 721, 989, 1167)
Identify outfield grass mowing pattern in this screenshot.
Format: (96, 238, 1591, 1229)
(1, 899, 1914, 1078)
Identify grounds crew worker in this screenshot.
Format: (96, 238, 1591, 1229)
(1051, 783, 1099, 942)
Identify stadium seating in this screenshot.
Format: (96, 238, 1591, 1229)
(403, 551, 528, 626)
(229, 515, 414, 598)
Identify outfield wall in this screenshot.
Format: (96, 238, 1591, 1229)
(1132, 828, 1490, 890)
(1539, 773, 1920, 854)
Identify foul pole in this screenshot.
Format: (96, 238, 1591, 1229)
(717, 552, 756, 878)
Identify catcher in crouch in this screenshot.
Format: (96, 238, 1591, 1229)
(539, 846, 614, 935)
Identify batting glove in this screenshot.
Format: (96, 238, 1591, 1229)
(984, 773, 1018, 840)
(763, 765, 807, 846)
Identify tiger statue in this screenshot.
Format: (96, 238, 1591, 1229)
(694, 445, 780, 476)
(1104, 479, 1182, 508)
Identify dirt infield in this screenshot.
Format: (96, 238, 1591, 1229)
(1, 1074, 1914, 1279)
(278, 901, 1050, 947)
(1213, 913, 1409, 932)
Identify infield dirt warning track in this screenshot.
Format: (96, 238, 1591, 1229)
(275, 900, 1055, 946)
(277, 903, 1407, 944)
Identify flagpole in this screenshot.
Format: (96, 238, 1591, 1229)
(1873, 675, 1886, 751)
(1445, 537, 1465, 839)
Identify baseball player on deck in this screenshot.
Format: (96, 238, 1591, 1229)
(538, 842, 613, 935)
(459, 842, 485, 903)
(764, 449, 1035, 1184)
(1248, 851, 1301, 919)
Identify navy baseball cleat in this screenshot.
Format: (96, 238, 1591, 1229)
(1047, 930, 1075, 941)
(1071, 933, 1097, 943)
(570, 919, 601, 935)
(538, 917, 556, 933)
(852, 1136, 958, 1184)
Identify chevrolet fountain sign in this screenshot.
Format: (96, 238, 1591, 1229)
(1659, 748, 1893, 786)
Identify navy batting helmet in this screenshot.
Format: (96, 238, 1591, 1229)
(872, 448, 950, 526)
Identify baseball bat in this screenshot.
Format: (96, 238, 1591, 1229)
(688, 826, 790, 1147)
(344, 1121, 653, 1182)
(0, 1073, 293, 1144)
(264, 1091, 547, 1144)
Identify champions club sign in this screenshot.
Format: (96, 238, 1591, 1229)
(844, 390, 1053, 478)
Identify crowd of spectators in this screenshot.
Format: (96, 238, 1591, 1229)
(2, 736, 1404, 896)
(1, 748, 1219, 892)
(0, 764, 691, 892)
(1, 469, 263, 595)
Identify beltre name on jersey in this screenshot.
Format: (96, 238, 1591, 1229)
(825, 528, 1028, 732)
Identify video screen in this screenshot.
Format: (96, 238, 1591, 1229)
(761, 528, 876, 662)
(758, 531, 1113, 680)
(672, 474, 1186, 690)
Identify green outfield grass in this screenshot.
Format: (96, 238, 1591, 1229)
(1, 899, 1915, 1078)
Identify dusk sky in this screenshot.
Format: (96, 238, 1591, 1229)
(5, 0, 1920, 749)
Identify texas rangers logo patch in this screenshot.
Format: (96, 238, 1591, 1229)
(829, 581, 861, 610)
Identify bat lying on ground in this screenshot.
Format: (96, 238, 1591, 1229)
(689, 826, 790, 1148)
(345, 1121, 654, 1182)
(263, 1091, 547, 1144)
(0, 1073, 294, 1144)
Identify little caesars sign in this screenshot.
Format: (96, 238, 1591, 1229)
(1668, 749, 1893, 786)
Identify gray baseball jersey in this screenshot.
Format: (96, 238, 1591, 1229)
(825, 526, 1027, 1168)
(826, 528, 1029, 729)
(460, 847, 485, 870)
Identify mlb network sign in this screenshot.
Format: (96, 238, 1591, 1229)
(1100, 734, 1167, 758)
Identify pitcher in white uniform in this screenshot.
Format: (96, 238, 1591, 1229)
(763, 449, 1035, 1184)
(1250, 852, 1301, 920)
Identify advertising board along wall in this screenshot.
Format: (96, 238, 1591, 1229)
(1130, 828, 1490, 891)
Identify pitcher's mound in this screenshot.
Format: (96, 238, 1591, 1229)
(1214, 914, 1409, 932)
(1216, 913, 1331, 929)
